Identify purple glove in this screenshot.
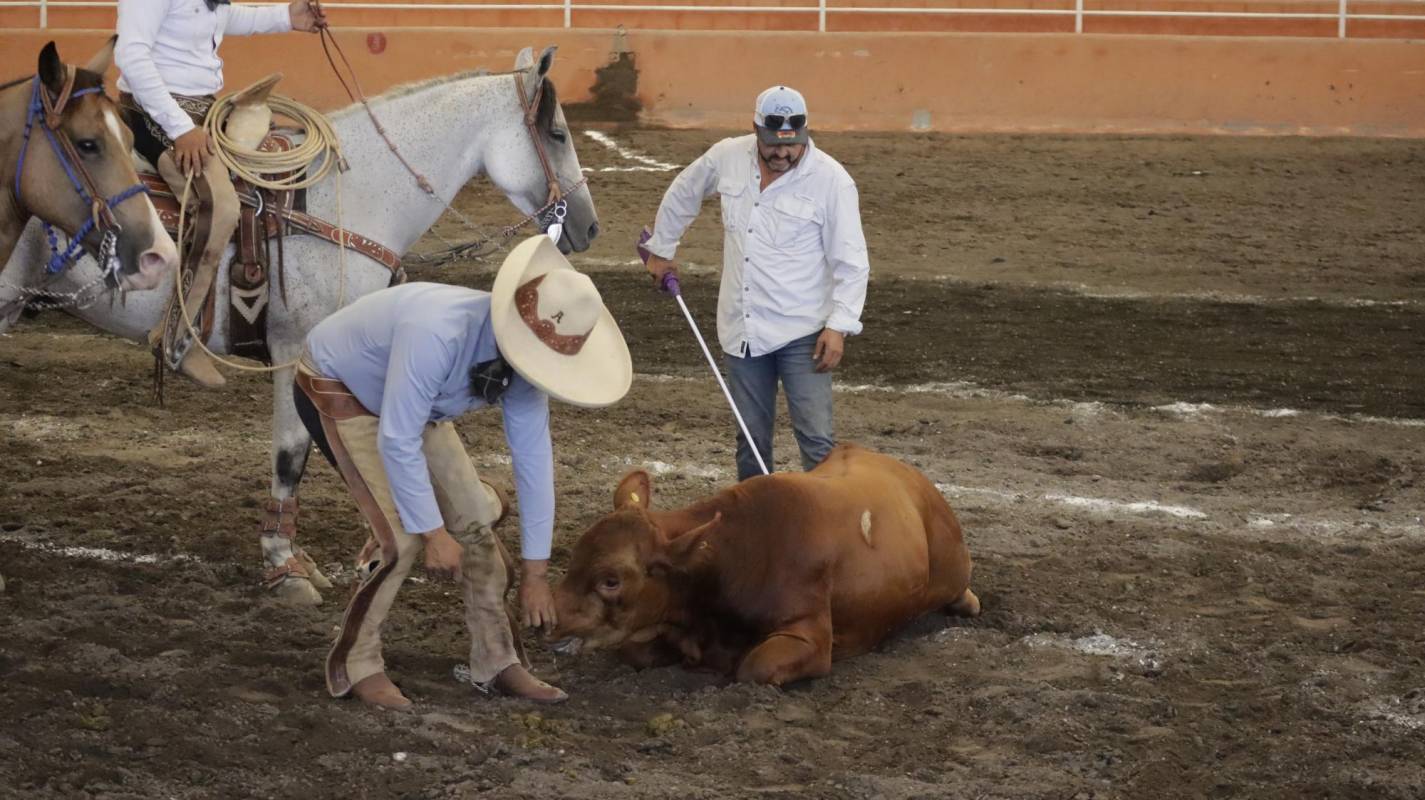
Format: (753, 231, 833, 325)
(637, 226, 681, 297)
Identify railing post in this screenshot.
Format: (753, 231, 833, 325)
(40, 0, 48, 29)
(1075, 0, 1084, 33)
(565, 0, 572, 28)
(818, 0, 827, 32)
(1338, 0, 1347, 38)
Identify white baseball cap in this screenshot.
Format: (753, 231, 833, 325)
(753, 85, 809, 146)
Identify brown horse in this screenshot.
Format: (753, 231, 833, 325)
(0, 40, 176, 292)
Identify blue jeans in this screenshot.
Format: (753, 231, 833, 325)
(723, 332, 835, 482)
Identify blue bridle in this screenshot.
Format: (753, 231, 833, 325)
(13, 72, 149, 277)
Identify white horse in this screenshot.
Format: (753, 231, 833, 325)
(0, 46, 599, 605)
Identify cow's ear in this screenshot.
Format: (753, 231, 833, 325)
(614, 470, 652, 511)
(650, 512, 720, 576)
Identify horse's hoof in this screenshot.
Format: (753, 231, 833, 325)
(271, 574, 323, 607)
(295, 548, 334, 591)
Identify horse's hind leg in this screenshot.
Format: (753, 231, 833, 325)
(259, 364, 331, 606)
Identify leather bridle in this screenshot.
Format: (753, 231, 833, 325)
(513, 71, 587, 239)
(13, 67, 149, 278)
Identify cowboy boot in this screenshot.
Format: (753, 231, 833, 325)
(492, 663, 567, 704)
(350, 672, 412, 711)
(175, 347, 226, 389)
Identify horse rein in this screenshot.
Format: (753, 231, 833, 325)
(13, 66, 149, 278)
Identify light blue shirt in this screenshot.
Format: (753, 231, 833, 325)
(305, 282, 555, 560)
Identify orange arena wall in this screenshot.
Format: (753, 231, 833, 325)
(2, 3, 1423, 136)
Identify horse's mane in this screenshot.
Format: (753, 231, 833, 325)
(337, 69, 560, 133)
(0, 67, 105, 94)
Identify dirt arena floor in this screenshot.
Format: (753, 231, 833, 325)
(3, 128, 1425, 799)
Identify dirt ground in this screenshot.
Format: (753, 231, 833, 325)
(3, 128, 1425, 800)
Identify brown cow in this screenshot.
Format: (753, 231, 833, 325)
(548, 444, 980, 686)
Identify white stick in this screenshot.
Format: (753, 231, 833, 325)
(673, 293, 770, 476)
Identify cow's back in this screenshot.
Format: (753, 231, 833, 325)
(741, 445, 972, 658)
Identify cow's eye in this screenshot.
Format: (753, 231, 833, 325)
(76, 138, 100, 156)
(599, 576, 620, 591)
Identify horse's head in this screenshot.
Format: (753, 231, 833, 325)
(484, 46, 598, 255)
(12, 41, 177, 290)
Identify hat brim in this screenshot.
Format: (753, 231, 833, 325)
(755, 125, 809, 146)
(490, 236, 633, 409)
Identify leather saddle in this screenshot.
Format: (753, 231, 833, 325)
(142, 132, 404, 364)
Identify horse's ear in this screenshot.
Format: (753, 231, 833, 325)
(513, 47, 535, 71)
(38, 41, 66, 96)
(614, 470, 652, 511)
(536, 46, 557, 80)
(84, 35, 117, 77)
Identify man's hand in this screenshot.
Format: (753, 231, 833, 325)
(171, 129, 213, 177)
(813, 328, 845, 373)
(289, 0, 328, 32)
(645, 253, 680, 289)
(422, 527, 464, 581)
(519, 560, 558, 632)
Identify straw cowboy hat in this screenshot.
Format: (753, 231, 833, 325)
(491, 235, 632, 408)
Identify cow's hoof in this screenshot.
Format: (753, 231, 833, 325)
(295, 548, 334, 591)
(271, 574, 323, 607)
(946, 588, 981, 617)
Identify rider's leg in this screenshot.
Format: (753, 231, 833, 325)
(151, 151, 237, 388)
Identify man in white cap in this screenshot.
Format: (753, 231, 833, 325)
(293, 235, 632, 709)
(643, 86, 870, 481)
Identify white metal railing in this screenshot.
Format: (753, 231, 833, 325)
(4, 0, 1424, 37)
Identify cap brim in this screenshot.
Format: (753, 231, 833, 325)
(491, 236, 633, 409)
(755, 125, 809, 146)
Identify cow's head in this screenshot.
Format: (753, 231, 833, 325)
(548, 470, 719, 656)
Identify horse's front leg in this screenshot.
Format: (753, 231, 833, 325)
(259, 362, 332, 606)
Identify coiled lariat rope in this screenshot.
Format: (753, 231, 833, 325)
(204, 92, 343, 191)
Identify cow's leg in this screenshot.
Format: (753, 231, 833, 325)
(735, 616, 833, 686)
(946, 588, 981, 617)
(260, 363, 332, 606)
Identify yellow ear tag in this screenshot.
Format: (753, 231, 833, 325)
(629, 492, 640, 504)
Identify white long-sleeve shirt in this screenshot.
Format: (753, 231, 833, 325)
(116, 0, 291, 141)
(644, 134, 870, 358)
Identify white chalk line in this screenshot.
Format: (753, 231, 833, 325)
(936, 483, 1208, 520)
(641, 373, 1425, 430)
(928, 275, 1425, 310)
(1152, 401, 1425, 428)
(0, 531, 202, 566)
(582, 130, 680, 172)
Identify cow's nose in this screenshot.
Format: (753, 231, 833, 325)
(587, 221, 600, 242)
